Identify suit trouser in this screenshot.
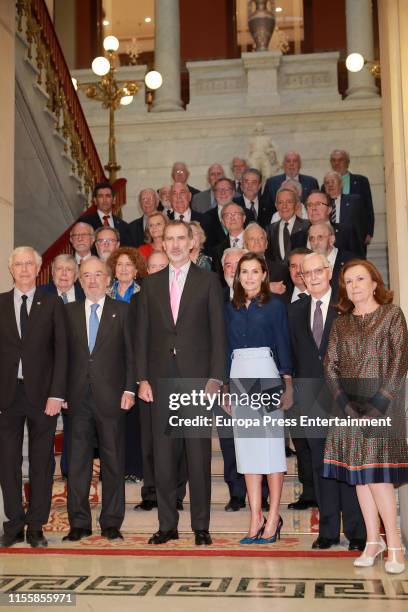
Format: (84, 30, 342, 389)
(291, 436, 316, 501)
(139, 399, 187, 503)
(308, 437, 366, 540)
(124, 405, 143, 477)
(0, 381, 57, 536)
(67, 387, 125, 530)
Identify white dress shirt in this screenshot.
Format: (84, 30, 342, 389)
(57, 285, 76, 303)
(327, 246, 338, 269)
(278, 215, 296, 260)
(229, 232, 244, 248)
(174, 208, 191, 222)
(310, 288, 332, 329)
(97, 209, 114, 228)
(243, 195, 259, 217)
(14, 287, 36, 379)
(75, 252, 91, 265)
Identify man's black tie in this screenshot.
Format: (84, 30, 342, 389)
(283, 222, 291, 260)
(250, 201, 257, 220)
(20, 294, 29, 339)
(330, 198, 337, 225)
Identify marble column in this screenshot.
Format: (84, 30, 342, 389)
(378, 0, 408, 549)
(0, 0, 15, 292)
(345, 0, 379, 98)
(152, 0, 183, 112)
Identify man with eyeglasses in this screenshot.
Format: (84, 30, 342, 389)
(288, 252, 365, 551)
(69, 222, 95, 265)
(171, 162, 200, 197)
(0, 247, 67, 548)
(94, 227, 120, 262)
(81, 182, 131, 247)
(203, 178, 249, 253)
(308, 222, 354, 299)
(233, 168, 272, 228)
(230, 157, 247, 196)
(63, 257, 135, 543)
(211, 203, 246, 276)
(266, 188, 310, 263)
(129, 188, 159, 247)
(192, 163, 225, 214)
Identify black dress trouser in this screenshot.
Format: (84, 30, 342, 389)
(0, 381, 57, 536)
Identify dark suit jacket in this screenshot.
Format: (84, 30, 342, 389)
(65, 296, 135, 417)
(330, 249, 355, 300)
(348, 172, 375, 238)
(0, 289, 67, 411)
(39, 281, 85, 301)
(233, 192, 273, 228)
(129, 216, 145, 248)
(83, 211, 132, 246)
(203, 206, 253, 254)
(187, 184, 200, 197)
(333, 194, 365, 257)
(135, 264, 226, 382)
(266, 217, 310, 262)
(263, 173, 319, 212)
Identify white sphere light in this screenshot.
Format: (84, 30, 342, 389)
(103, 35, 120, 52)
(120, 95, 134, 106)
(145, 70, 163, 90)
(91, 56, 110, 76)
(346, 52, 365, 73)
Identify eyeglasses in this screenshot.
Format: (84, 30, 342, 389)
(70, 233, 93, 239)
(302, 266, 329, 279)
(174, 169, 186, 174)
(305, 201, 330, 209)
(95, 238, 118, 245)
(222, 212, 244, 219)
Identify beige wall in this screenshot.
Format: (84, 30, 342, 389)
(0, 0, 15, 291)
(378, 0, 408, 313)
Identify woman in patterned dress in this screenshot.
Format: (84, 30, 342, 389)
(189, 221, 212, 270)
(324, 259, 408, 573)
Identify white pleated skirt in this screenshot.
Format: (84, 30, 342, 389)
(230, 347, 287, 475)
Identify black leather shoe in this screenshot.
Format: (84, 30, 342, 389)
(0, 531, 25, 547)
(348, 538, 366, 551)
(101, 527, 123, 540)
(148, 529, 179, 544)
(134, 500, 157, 511)
(225, 497, 246, 512)
(62, 528, 92, 542)
(312, 536, 340, 549)
(261, 498, 270, 511)
(176, 500, 184, 511)
(26, 530, 47, 548)
(194, 530, 212, 545)
(288, 499, 318, 510)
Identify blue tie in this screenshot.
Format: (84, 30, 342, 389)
(88, 303, 100, 353)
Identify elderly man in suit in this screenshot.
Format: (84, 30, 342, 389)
(69, 222, 95, 266)
(233, 168, 272, 228)
(230, 157, 247, 196)
(211, 203, 246, 276)
(0, 247, 67, 548)
(129, 188, 159, 247)
(171, 162, 200, 197)
(308, 222, 354, 299)
(288, 247, 312, 303)
(288, 252, 366, 550)
(266, 188, 310, 263)
(135, 220, 226, 545)
(94, 227, 120, 262)
(63, 257, 135, 542)
(170, 182, 204, 224)
(39, 254, 84, 302)
(263, 151, 319, 212)
(192, 163, 225, 214)
(329, 149, 374, 247)
(83, 182, 131, 246)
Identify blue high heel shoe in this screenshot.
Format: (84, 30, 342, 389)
(239, 517, 266, 544)
(256, 515, 283, 544)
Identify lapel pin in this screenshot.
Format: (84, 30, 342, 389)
(36, 301, 41, 305)
(112, 313, 117, 318)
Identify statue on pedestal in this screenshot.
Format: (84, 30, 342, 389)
(248, 122, 281, 181)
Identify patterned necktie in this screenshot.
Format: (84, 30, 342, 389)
(330, 199, 337, 225)
(232, 237, 239, 248)
(61, 292, 68, 304)
(250, 201, 257, 220)
(179, 214, 184, 221)
(312, 300, 323, 347)
(170, 269, 182, 324)
(103, 215, 110, 227)
(298, 292, 306, 300)
(20, 294, 29, 339)
(283, 222, 291, 260)
(88, 303, 100, 353)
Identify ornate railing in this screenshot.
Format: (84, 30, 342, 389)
(16, 0, 127, 282)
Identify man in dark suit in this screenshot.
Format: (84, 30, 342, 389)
(308, 222, 355, 299)
(0, 247, 67, 548)
(230, 156, 247, 196)
(94, 227, 120, 262)
(157, 186, 173, 218)
(266, 189, 310, 262)
(135, 220, 226, 545)
(69, 221, 94, 266)
(288, 252, 366, 550)
(82, 182, 131, 246)
(170, 182, 204, 225)
(323, 172, 366, 257)
(129, 188, 159, 247)
(63, 257, 135, 542)
(329, 149, 375, 247)
(192, 163, 225, 214)
(171, 162, 200, 197)
(263, 151, 319, 213)
(211, 203, 246, 276)
(233, 168, 271, 228)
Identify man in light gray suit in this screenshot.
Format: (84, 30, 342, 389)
(191, 163, 225, 214)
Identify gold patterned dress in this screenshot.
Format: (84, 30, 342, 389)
(323, 303, 408, 485)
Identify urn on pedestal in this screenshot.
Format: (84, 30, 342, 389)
(248, 0, 276, 52)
